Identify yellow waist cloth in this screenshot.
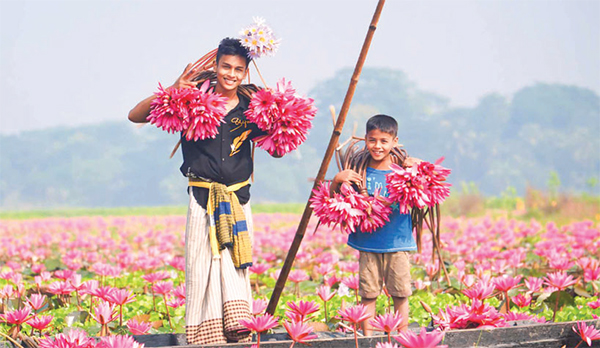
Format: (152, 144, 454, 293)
(188, 179, 252, 269)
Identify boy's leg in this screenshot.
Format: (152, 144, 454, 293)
(358, 251, 384, 336)
(383, 251, 412, 332)
(361, 297, 377, 336)
(391, 296, 409, 331)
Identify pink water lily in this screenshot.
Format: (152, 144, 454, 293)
(493, 275, 522, 312)
(572, 321, 600, 347)
(239, 313, 279, 348)
(250, 263, 270, 293)
(511, 293, 532, 308)
(26, 315, 54, 333)
(434, 299, 506, 330)
(544, 271, 578, 321)
(91, 285, 116, 302)
(31, 264, 46, 274)
(338, 304, 371, 348)
(461, 280, 495, 302)
(342, 274, 361, 305)
(127, 318, 151, 335)
(587, 299, 600, 310)
(38, 328, 95, 348)
(141, 271, 170, 284)
(252, 298, 268, 316)
(106, 288, 136, 327)
(525, 276, 544, 294)
(394, 327, 448, 348)
(53, 269, 75, 281)
(97, 335, 145, 348)
(166, 297, 185, 308)
(375, 343, 400, 348)
(47, 280, 75, 296)
(282, 320, 318, 348)
(286, 300, 320, 322)
(371, 312, 403, 343)
(173, 284, 186, 300)
(167, 256, 185, 272)
(316, 285, 336, 302)
(152, 281, 174, 295)
(91, 301, 117, 336)
(249, 263, 270, 275)
(502, 312, 544, 322)
(106, 288, 136, 306)
(314, 263, 335, 277)
(316, 285, 336, 323)
(0, 307, 31, 336)
(28, 293, 47, 312)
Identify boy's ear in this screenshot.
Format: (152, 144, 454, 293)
(393, 136, 399, 145)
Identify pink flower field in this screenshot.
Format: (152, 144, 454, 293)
(1, 213, 599, 347)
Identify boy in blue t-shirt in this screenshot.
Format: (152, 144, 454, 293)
(331, 114, 418, 335)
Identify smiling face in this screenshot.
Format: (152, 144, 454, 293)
(214, 54, 248, 94)
(365, 128, 398, 169)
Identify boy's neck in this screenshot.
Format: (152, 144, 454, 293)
(217, 88, 240, 112)
(368, 155, 393, 170)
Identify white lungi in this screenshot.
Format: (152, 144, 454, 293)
(184, 193, 253, 345)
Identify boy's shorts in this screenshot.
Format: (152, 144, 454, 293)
(358, 250, 412, 299)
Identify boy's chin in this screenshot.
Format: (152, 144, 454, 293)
(369, 153, 389, 161)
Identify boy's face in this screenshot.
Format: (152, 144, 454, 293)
(365, 129, 398, 163)
(215, 54, 248, 93)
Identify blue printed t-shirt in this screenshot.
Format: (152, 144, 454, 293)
(347, 167, 417, 253)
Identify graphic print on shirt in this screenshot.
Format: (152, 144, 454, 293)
(230, 129, 252, 157)
(230, 117, 250, 132)
(366, 176, 387, 196)
(367, 171, 398, 211)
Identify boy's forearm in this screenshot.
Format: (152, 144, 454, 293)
(128, 95, 156, 123)
(329, 175, 342, 195)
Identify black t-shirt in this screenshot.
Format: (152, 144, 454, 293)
(180, 93, 265, 208)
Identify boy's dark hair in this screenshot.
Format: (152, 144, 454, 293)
(216, 37, 251, 68)
(366, 114, 398, 137)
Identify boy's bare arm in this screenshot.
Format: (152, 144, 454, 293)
(330, 169, 362, 195)
(127, 63, 203, 124)
(128, 95, 155, 123)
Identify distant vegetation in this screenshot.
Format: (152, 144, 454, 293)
(1, 67, 598, 210)
(0, 203, 306, 219)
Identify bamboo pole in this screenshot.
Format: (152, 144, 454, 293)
(266, 0, 387, 315)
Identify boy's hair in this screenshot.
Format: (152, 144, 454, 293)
(366, 114, 398, 137)
(216, 37, 251, 68)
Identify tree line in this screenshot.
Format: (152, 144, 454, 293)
(1, 67, 598, 209)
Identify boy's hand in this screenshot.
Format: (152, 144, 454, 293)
(403, 157, 422, 168)
(334, 169, 363, 187)
(170, 63, 206, 90)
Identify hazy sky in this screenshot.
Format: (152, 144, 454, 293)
(1, 0, 598, 134)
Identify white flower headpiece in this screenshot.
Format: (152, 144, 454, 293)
(239, 17, 281, 59)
